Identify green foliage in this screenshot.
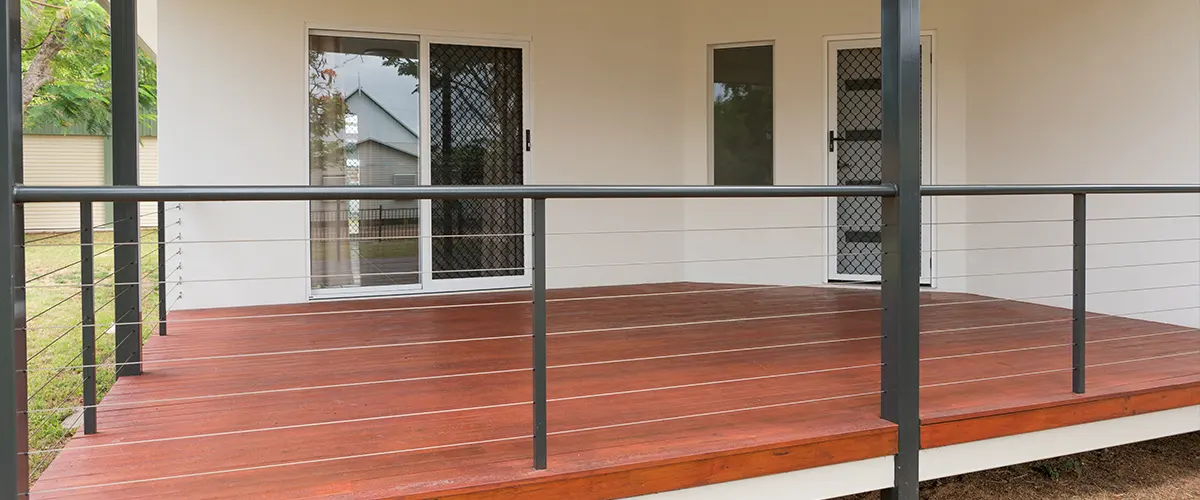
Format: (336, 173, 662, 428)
(22, 0, 157, 135)
(308, 50, 350, 175)
(713, 82, 773, 185)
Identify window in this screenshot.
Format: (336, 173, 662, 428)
(711, 44, 774, 186)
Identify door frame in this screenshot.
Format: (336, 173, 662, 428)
(304, 28, 534, 300)
(822, 32, 937, 286)
(418, 35, 533, 294)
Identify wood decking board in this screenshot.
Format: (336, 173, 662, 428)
(30, 283, 1199, 499)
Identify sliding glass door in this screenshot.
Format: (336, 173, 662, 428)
(308, 31, 529, 298)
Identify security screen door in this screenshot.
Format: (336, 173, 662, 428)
(827, 37, 933, 284)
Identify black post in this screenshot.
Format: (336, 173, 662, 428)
(377, 205, 383, 241)
(157, 200, 167, 336)
(111, 0, 142, 376)
(879, 0, 922, 498)
(532, 198, 548, 470)
(80, 203, 97, 434)
(1072, 194, 1086, 394)
(1, 0, 28, 492)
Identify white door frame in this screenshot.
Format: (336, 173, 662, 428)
(305, 29, 533, 300)
(824, 34, 935, 285)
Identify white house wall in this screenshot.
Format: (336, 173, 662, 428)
(679, 0, 971, 289)
(159, 0, 687, 309)
(161, 0, 1198, 320)
(961, 0, 1200, 327)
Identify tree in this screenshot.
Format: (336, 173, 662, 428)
(21, 0, 156, 134)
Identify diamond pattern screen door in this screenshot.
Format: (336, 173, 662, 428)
(425, 41, 529, 289)
(826, 37, 933, 284)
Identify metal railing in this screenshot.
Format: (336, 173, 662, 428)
(3, 182, 1199, 498)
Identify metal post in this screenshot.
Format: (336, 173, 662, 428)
(1, 0, 28, 492)
(1072, 194, 1086, 394)
(81, 203, 97, 434)
(111, 0, 143, 376)
(532, 198, 548, 470)
(879, 0, 922, 498)
(157, 201, 167, 336)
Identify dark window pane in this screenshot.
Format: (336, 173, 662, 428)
(712, 45, 773, 186)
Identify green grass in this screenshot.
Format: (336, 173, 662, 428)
(310, 238, 418, 261)
(23, 229, 162, 482)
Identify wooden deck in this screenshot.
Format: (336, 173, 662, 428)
(30, 283, 1200, 499)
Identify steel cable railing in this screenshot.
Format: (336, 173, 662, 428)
(6, 185, 1198, 498)
(910, 196, 1199, 398)
(17, 201, 179, 483)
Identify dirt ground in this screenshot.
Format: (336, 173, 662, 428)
(838, 432, 1200, 499)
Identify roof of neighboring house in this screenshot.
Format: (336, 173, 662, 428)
(345, 88, 419, 158)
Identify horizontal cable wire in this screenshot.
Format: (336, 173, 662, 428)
(548, 251, 877, 270)
(25, 350, 84, 404)
(918, 268, 1075, 281)
(1088, 214, 1200, 222)
(919, 292, 1073, 309)
(1119, 305, 1200, 317)
(19, 279, 892, 333)
(24, 315, 880, 373)
(1090, 237, 1200, 247)
(21, 289, 84, 326)
(550, 391, 881, 437)
(21, 247, 116, 287)
(28, 362, 881, 455)
(1089, 260, 1199, 271)
(550, 336, 880, 369)
(546, 306, 883, 338)
(20, 216, 135, 246)
(920, 329, 1198, 362)
(921, 318, 1073, 336)
(1089, 283, 1200, 295)
(23, 367, 532, 414)
(923, 349, 1200, 390)
(25, 320, 86, 363)
(930, 238, 1200, 253)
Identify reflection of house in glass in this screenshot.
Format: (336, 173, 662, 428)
(311, 84, 423, 292)
(344, 88, 419, 212)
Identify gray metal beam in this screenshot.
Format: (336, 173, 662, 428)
(879, 0, 922, 498)
(922, 184, 1200, 196)
(1, 0, 27, 493)
(111, 0, 143, 377)
(15, 184, 1200, 204)
(12, 184, 898, 202)
(81, 203, 98, 434)
(1072, 194, 1086, 394)
(532, 199, 548, 470)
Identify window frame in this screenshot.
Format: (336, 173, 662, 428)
(707, 40, 777, 187)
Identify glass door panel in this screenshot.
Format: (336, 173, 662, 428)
(308, 33, 422, 295)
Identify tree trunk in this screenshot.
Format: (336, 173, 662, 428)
(21, 7, 69, 109)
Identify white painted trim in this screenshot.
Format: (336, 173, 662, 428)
(920, 405, 1200, 482)
(306, 24, 531, 43)
(706, 40, 777, 186)
(630, 456, 894, 500)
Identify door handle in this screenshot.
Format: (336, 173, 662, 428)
(830, 129, 849, 151)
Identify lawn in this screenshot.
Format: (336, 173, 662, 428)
(22, 229, 164, 482)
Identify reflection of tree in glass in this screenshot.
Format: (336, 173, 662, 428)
(714, 83, 773, 185)
(308, 51, 351, 175)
